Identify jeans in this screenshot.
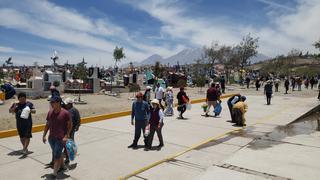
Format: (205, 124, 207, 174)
(49, 138, 64, 160)
(133, 120, 148, 146)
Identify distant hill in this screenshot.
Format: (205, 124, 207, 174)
(122, 48, 271, 67)
(249, 54, 271, 64)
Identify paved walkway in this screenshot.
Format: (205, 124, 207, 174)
(0, 95, 319, 180)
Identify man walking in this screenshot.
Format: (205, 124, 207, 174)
(220, 76, 226, 94)
(155, 83, 165, 110)
(177, 87, 189, 119)
(284, 78, 290, 94)
(205, 83, 218, 117)
(9, 92, 35, 155)
(43, 96, 72, 178)
(128, 92, 150, 149)
(63, 98, 80, 164)
(264, 80, 273, 105)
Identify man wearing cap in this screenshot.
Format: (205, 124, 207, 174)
(63, 98, 80, 164)
(128, 92, 150, 149)
(43, 96, 72, 178)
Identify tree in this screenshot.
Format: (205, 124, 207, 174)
(73, 61, 87, 102)
(218, 46, 240, 84)
(237, 33, 259, 69)
(193, 59, 207, 92)
(113, 46, 125, 68)
(204, 42, 224, 67)
(154, 61, 162, 78)
(314, 39, 320, 51)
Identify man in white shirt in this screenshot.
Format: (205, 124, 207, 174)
(155, 83, 164, 110)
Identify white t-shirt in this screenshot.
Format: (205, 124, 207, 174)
(159, 109, 164, 123)
(155, 87, 164, 100)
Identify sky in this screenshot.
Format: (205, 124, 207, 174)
(0, 0, 319, 66)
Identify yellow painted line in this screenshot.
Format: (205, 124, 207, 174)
(0, 93, 239, 139)
(118, 99, 296, 180)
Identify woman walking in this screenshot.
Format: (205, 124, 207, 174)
(146, 99, 164, 150)
(164, 87, 174, 116)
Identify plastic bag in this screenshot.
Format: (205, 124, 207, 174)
(66, 139, 78, 161)
(144, 125, 150, 137)
(214, 102, 222, 115)
(186, 103, 192, 110)
(20, 106, 31, 119)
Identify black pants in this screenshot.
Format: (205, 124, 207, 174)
(233, 108, 244, 126)
(285, 86, 289, 94)
(275, 84, 279, 92)
(227, 101, 235, 123)
(178, 104, 186, 117)
(266, 93, 272, 105)
(133, 120, 148, 146)
(147, 124, 164, 147)
(158, 99, 164, 110)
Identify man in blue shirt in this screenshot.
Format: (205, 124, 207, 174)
(128, 92, 150, 149)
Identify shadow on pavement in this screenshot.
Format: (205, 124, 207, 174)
(41, 173, 70, 180)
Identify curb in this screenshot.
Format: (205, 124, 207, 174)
(0, 93, 239, 139)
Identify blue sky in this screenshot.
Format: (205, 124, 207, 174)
(0, 0, 319, 66)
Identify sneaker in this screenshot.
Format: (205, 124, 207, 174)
(64, 159, 70, 165)
(58, 165, 68, 172)
(205, 113, 209, 117)
(49, 173, 57, 179)
(157, 144, 164, 148)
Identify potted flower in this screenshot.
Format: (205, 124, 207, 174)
(201, 103, 208, 112)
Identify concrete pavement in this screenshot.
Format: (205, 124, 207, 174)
(0, 95, 319, 180)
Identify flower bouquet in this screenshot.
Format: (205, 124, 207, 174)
(201, 103, 208, 112)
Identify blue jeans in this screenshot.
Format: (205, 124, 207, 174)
(49, 138, 64, 160)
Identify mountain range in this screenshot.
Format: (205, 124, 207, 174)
(122, 48, 271, 67)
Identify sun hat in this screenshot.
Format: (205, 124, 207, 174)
(151, 99, 159, 105)
(63, 97, 74, 104)
(167, 86, 173, 91)
(146, 86, 152, 90)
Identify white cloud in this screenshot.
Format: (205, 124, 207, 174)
(0, 46, 16, 53)
(124, 0, 320, 56)
(0, 0, 183, 65)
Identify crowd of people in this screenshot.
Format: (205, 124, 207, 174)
(7, 75, 319, 178)
(9, 86, 81, 179)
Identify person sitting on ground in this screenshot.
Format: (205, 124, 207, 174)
(232, 96, 248, 126)
(145, 99, 164, 150)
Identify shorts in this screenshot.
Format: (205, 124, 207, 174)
(49, 138, 64, 160)
(16, 119, 32, 138)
